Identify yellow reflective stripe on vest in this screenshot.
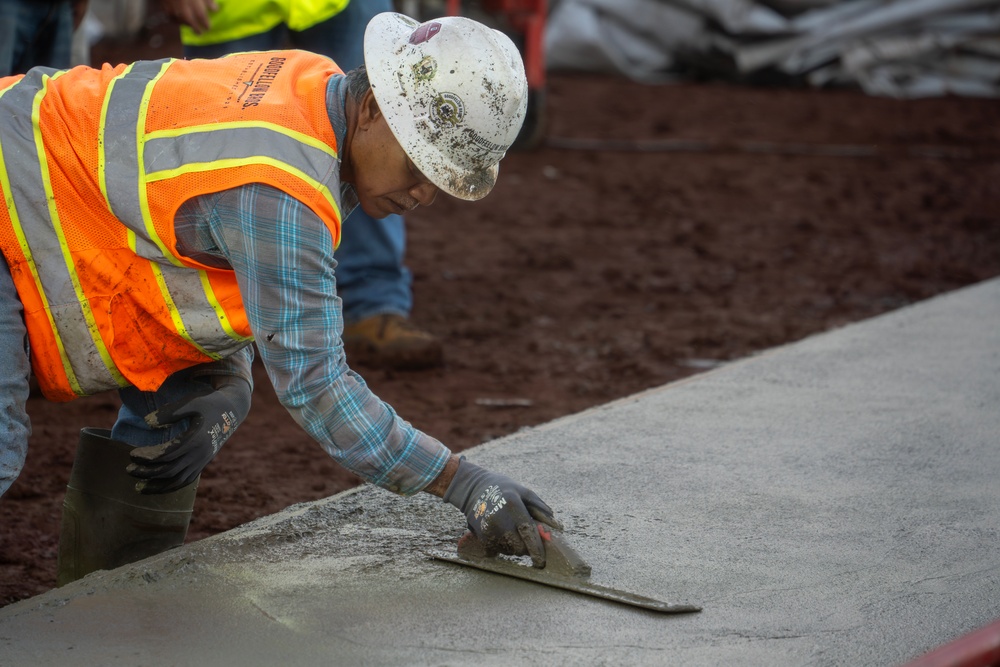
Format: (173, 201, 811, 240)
(99, 61, 250, 357)
(97, 64, 126, 214)
(145, 155, 338, 212)
(101, 60, 172, 262)
(199, 272, 244, 340)
(143, 122, 340, 214)
(136, 62, 181, 267)
(149, 263, 223, 360)
(0, 81, 85, 395)
(32, 72, 127, 389)
(0, 70, 126, 394)
(139, 121, 339, 351)
(125, 64, 230, 359)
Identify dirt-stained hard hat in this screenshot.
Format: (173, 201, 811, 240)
(364, 12, 528, 201)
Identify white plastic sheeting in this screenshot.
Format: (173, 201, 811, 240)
(546, 0, 1000, 97)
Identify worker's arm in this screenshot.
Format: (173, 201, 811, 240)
(161, 0, 218, 34)
(72, 1, 89, 29)
(422, 454, 461, 496)
(198, 184, 451, 495)
(187, 184, 560, 563)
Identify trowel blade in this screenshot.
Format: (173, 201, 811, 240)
(428, 549, 702, 614)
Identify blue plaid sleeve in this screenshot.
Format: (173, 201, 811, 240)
(190, 184, 451, 495)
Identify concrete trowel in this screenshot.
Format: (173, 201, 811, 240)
(429, 525, 702, 614)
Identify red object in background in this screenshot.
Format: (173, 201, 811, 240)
(443, 0, 548, 148)
(901, 619, 1000, 667)
(445, 0, 547, 92)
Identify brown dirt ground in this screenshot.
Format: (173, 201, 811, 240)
(2, 9, 999, 606)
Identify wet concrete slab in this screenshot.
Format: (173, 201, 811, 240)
(2, 278, 999, 666)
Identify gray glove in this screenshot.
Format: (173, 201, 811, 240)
(126, 375, 251, 494)
(444, 458, 562, 567)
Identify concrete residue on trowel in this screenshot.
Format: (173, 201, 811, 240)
(456, 528, 593, 579)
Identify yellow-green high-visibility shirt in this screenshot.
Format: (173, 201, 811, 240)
(181, 0, 351, 46)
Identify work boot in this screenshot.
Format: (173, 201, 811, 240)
(342, 314, 444, 370)
(56, 428, 198, 586)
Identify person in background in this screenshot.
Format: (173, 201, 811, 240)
(163, 0, 444, 371)
(0, 0, 89, 76)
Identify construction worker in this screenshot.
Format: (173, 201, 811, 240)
(162, 0, 444, 370)
(0, 12, 560, 583)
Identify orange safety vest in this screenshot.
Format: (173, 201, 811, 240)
(0, 51, 345, 401)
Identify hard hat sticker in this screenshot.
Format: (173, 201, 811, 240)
(412, 56, 437, 82)
(430, 92, 465, 126)
(365, 12, 527, 200)
(409, 22, 442, 45)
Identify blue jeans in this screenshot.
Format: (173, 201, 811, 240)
(0, 255, 34, 496)
(0, 0, 73, 77)
(184, 0, 412, 324)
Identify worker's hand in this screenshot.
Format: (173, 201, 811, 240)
(161, 0, 218, 34)
(126, 375, 251, 494)
(72, 0, 89, 29)
(443, 459, 562, 568)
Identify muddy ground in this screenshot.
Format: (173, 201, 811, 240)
(2, 11, 999, 606)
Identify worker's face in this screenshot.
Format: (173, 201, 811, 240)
(349, 91, 439, 219)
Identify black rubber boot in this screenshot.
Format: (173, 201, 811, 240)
(56, 427, 198, 586)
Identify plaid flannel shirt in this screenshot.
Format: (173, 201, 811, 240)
(170, 74, 449, 495)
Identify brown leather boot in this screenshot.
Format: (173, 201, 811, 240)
(342, 314, 444, 370)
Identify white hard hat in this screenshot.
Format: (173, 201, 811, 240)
(364, 12, 528, 201)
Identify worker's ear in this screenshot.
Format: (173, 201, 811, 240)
(357, 89, 384, 131)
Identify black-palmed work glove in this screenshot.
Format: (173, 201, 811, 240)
(443, 458, 562, 568)
(126, 375, 252, 494)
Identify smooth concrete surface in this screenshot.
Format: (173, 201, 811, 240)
(2, 278, 999, 666)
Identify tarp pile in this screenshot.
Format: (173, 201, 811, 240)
(545, 0, 1000, 97)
